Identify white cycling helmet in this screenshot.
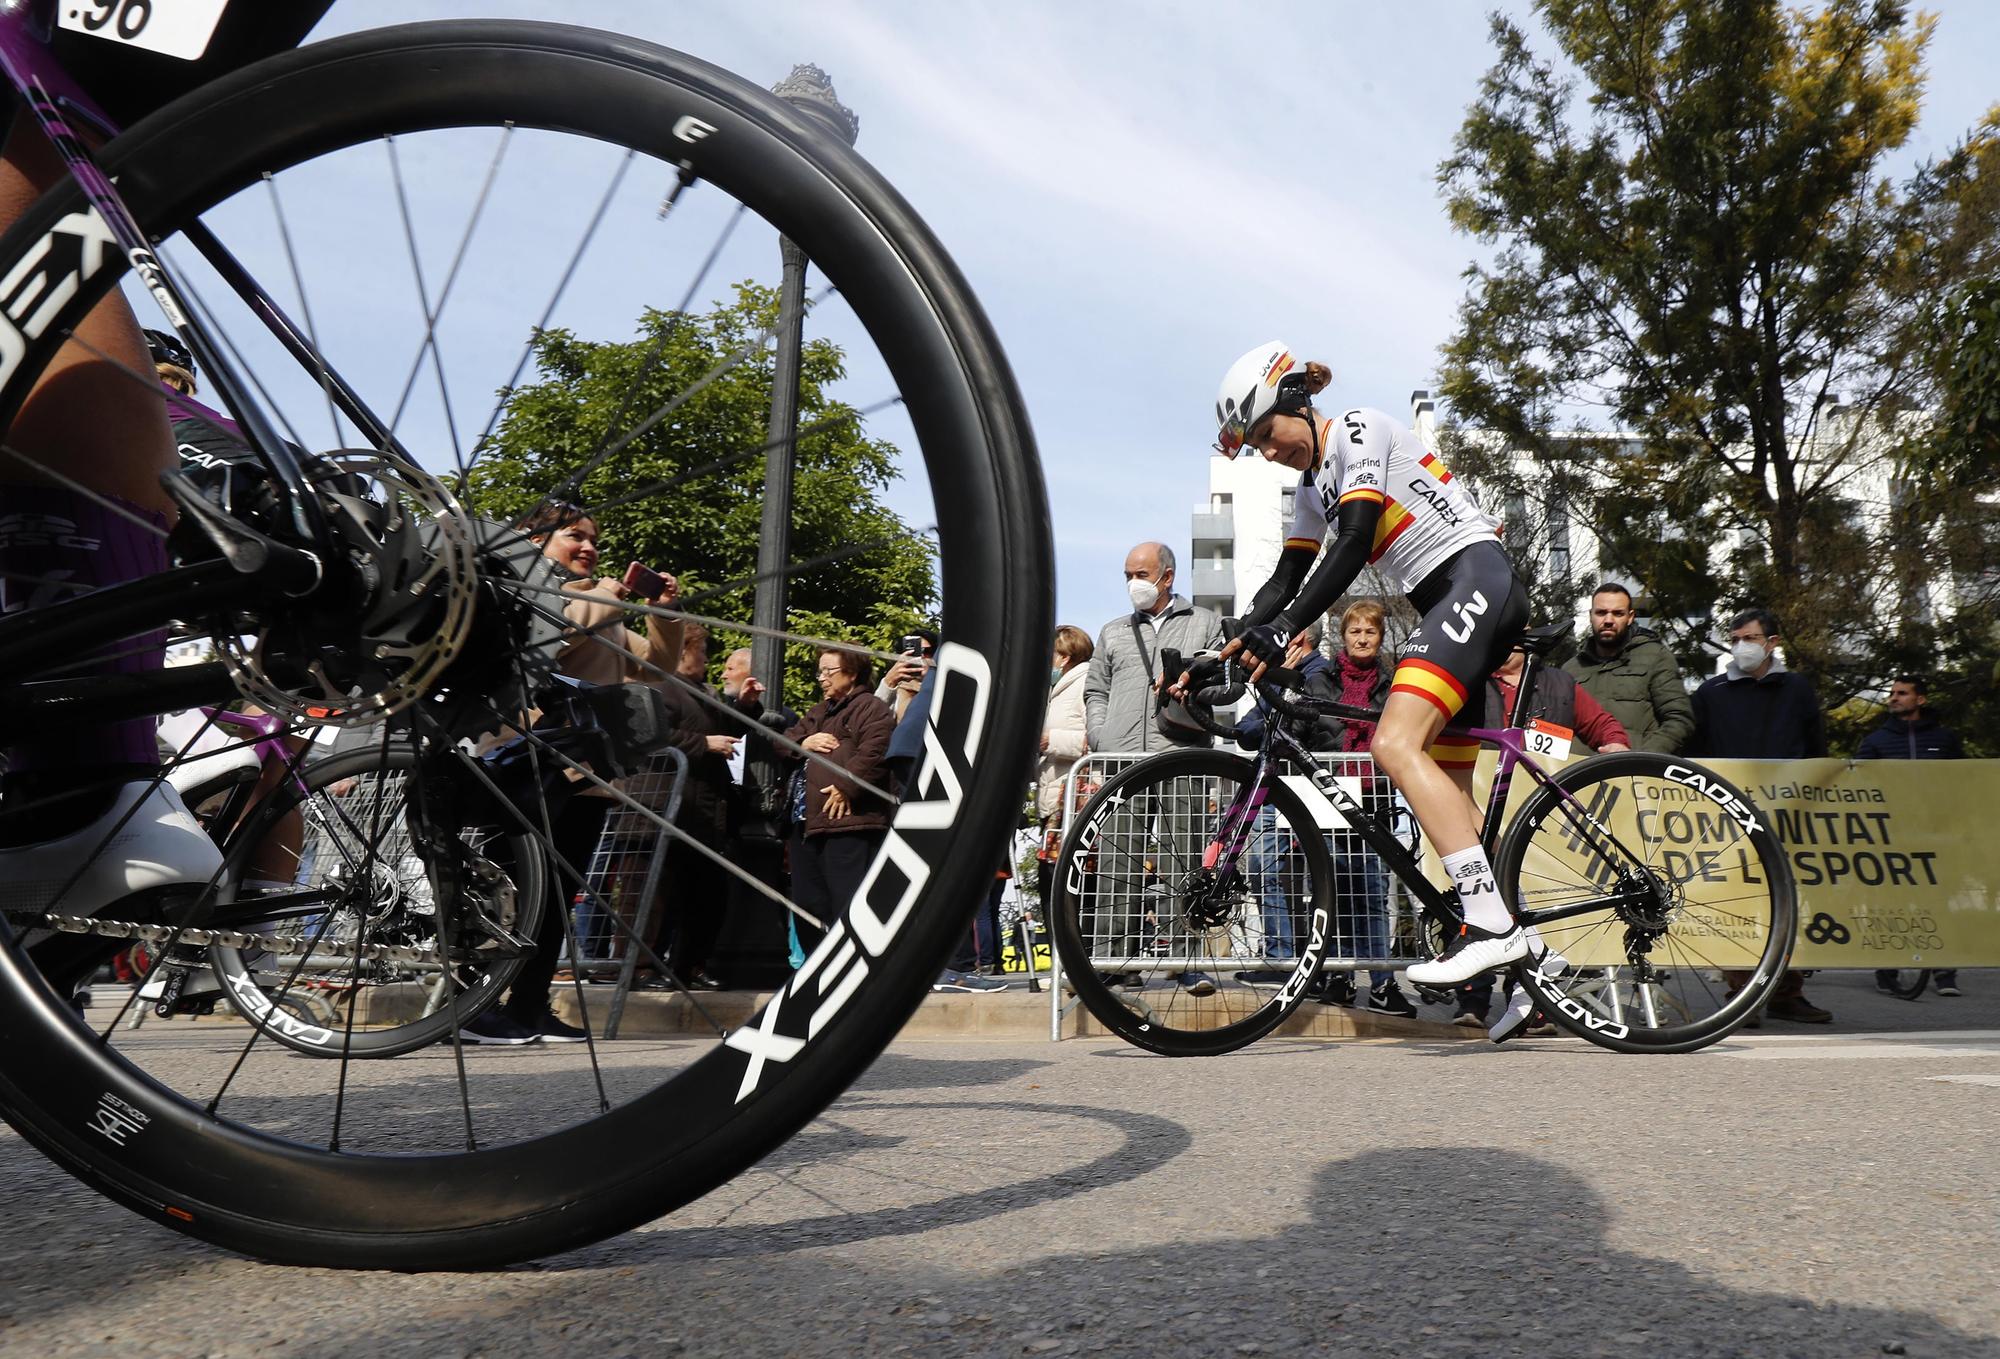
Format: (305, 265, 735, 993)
(1213, 341, 1313, 455)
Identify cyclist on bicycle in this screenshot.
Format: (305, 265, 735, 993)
(1206, 342, 1531, 987)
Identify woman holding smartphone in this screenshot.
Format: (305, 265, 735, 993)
(460, 501, 682, 1045)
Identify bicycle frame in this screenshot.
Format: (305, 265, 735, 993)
(1215, 646, 1656, 934)
(0, 0, 401, 695)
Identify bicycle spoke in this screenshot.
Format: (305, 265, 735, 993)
(385, 127, 511, 453)
(462, 148, 643, 484)
(261, 173, 343, 448)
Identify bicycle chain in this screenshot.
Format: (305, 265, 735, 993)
(18, 912, 457, 967)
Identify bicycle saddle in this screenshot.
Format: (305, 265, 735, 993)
(1507, 623, 1571, 657)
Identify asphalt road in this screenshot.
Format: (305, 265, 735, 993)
(3, 969, 1997, 1359)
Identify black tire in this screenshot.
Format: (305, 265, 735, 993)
(1880, 969, 1932, 1001)
(0, 21, 1048, 1267)
(1495, 751, 1796, 1054)
(207, 745, 546, 1059)
(1049, 749, 1334, 1057)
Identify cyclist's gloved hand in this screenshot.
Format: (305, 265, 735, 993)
(1236, 622, 1290, 673)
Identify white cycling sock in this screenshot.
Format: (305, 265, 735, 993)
(1442, 845, 1512, 933)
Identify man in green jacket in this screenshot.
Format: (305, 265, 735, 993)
(1560, 583, 1695, 754)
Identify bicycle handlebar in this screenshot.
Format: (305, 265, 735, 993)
(1160, 649, 1385, 746)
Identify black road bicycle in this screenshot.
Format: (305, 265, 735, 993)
(1050, 629, 1798, 1057)
(0, 12, 1048, 1268)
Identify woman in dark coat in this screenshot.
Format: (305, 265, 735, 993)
(783, 647, 897, 953)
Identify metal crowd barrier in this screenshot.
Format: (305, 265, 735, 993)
(1044, 749, 1432, 1041)
(564, 747, 689, 1039)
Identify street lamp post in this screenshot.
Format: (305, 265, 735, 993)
(724, 66, 858, 986)
(749, 65, 860, 717)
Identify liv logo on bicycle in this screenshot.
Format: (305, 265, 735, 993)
(0, 209, 117, 388)
(725, 642, 993, 1103)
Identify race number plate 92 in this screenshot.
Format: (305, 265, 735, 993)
(1524, 719, 1573, 761)
(59, 0, 227, 62)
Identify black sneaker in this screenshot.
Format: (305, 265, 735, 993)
(456, 1010, 541, 1046)
(1312, 973, 1356, 1006)
(1934, 972, 1962, 997)
(528, 1010, 590, 1044)
(1367, 982, 1417, 1017)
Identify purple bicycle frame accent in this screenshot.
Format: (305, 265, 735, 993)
(0, 0, 329, 545)
(200, 705, 310, 792)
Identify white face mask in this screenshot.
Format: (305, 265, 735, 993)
(1127, 577, 1161, 611)
(1730, 639, 1769, 672)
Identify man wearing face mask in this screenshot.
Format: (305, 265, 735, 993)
(1690, 607, 1831, 1024)
(1084, 543, 1225, 755)
(1082, 542, 1226, 995)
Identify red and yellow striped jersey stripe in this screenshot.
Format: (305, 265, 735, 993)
(1368, 498, 1414, 563)
(1417, 450, 1454, 484)
(1390, 657, 1469, 720)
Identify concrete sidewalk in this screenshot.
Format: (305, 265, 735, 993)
(558, 966, 1999, 1042)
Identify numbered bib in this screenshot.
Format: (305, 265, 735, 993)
(1524, 719, 1574, 761)
(60, 0, 228, 62)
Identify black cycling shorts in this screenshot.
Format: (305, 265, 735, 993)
(47, 3, 334, 132)
(1388, 539, 1529, 753)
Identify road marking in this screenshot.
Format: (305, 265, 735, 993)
(1926, 1074, 2000, 1087)
(1713, 1030, 2000, 1061)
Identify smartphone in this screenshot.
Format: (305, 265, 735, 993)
(899, 634, 926, 657)
(622, 561, 665, 602)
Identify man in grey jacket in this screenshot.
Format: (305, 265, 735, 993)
(1084, 542, 1226, 754)
(1560, 583, 1695, 754)
(1080, 542, 1225, 995)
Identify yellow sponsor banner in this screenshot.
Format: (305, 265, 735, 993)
(1440, 755, 2000, 969)
(1706, 757, 2000, 968)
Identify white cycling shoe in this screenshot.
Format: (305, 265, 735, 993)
(1404, 921, 1532, 987)
(0, 779, 222, 934)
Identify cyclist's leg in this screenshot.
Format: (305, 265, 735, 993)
(1370, 543, 1529, 982)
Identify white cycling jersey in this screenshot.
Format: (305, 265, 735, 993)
(1285, 407, 1501, 592)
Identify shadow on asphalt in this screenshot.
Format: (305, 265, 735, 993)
(578, 1098, 1193, 1264)
(852, 1051, 1056, 1090)
(316, 1147, 2000, 1357)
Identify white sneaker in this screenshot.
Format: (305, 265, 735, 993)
(1, 779, 222, 932)
(1405, 921, 1531, 986)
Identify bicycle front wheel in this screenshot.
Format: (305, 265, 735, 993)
(0, 20, 1048, 1268)
(1049, 749, 1335, 1057)
(1495, 752, 1796, 1053)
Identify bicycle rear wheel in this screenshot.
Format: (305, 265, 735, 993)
(1494, 752, 1796, 1053)
(1879, 969, 1932, 1000)
(207, 745, 547, 1059)
(0, 20, 1048, 1267)
(1049, 749, 1334, 1057)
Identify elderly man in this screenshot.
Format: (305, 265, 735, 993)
(1084, 542, 1225, 755)
(1081, 542, 1225, 994)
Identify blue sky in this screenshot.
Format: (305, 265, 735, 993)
(292, 1, 2000, 637)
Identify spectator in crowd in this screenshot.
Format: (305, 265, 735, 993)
(875, 629, 936, 723)
(1456, 643, 1632, 1030)
(1561, 583, 1695, 753)
(1033, 625, 1094, 942)
(1084, 542, 1225, 755)
(1083, 542, 1226, 995)
(464, 501, 681, 1046)
(1860, 675, 1966, 997)
(646, 637, 741, 992)
(783, 647, 897, 961)
(1690, 607, 1831, 1025)
(1320, 601, 1411, 1013)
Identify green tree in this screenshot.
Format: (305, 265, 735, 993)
(465, 284, 937, 713)
(1436, 0, 2000, 733)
